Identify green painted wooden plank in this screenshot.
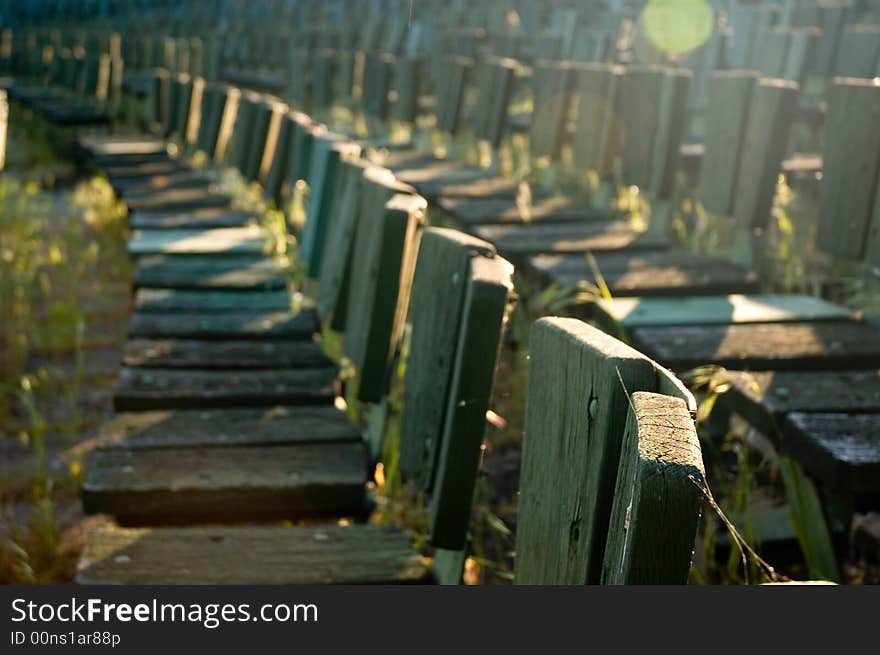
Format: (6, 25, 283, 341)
(436, 55, 473, 136)
(649, 68, 691, 200)
(113, 366, 337, 411)
(243, 97, 286, 183)
(399, 228, 497, 486)
(99, 406, 358, 450)
(129, 208, 257, 230)
(300, 131, 360, 276)
(311, 48, 336, 110)
(618, 65, 665, 190)
(334, 50, 356, 102)
(819, 78, 880, 261)
(78, 524, 428, 584)
(700, 70, 760, 215)
(471, 221, 669, 256)
(362, 51, 394, 120)
(391, 55, 422, 124)
(83, 442, 367, 524)
(124, 187, 231, 213)
(601, 392, 704, 584)
(315, 158, 373, 326)
(594, 294, 852, 333)
(570, 62, 622, 175)
(732, 78, 799, 231)
(833, 24, 880, 77)
(529, 59, 573, 159)
(474, 57, 518, 148)
(133, 289, 290, 313)
(631, 320, 880, 371)
(343, 192, 425, 403)
(128, 309, 318, 340)
(128, 227, 268, 256)
(227, 89, 262, 173)
(133, 255, 286, 291)
(429, 253, 515, 550)
(514, 318, 695, 584)
(123, 338, 330, 369)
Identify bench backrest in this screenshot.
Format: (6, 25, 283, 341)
(515, 318, 703, 584)
(399, 228, 515, 555)
(818, 77, 880, 266)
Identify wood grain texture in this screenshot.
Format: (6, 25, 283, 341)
(123, 338, 331, 369)
(472, 221, 669, 257)
(128, 227, 268, 256)
(99, 405, 359, 449)
(721, 369, 880, 436)
(343, 187, 424, 403)
(83, 442, 368, 524)
(133, 289, 290, 313)
(113, 366, 337, 410)
(631, 321, 880, 372)
(128, 310, 318, 340)
(783, 413, 880, 493)
(133, 255, 286, 291)
(602, 392, 704, 584)
(514, 318, 694, 584)
(428, 253, 515, 550)
(399, 228, 498, 487)
(77, 524, 428, 584)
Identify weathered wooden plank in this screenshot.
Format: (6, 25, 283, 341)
(732, 79, 799, 231)
(833, 25, 880, 77)
(362, 51, 394, 120)
(133, 289, 290, 313)
(83, 442, 367, 524)
(123, 338, 331, 369)
(428, 253, 515, 550)
(128, 227, 269, 256)
(435, 55, 473, 135)
(244, 97, 286, 183)
(784, 413, 880, 494)
(113, 366, 337, 410)
(103, 159, 187, 180)
(617, 65, 665, 189)
(720, 369, 880, 436)
(529, 60, 573, 159)
(123, 187, 232, 213)
(128, 309, 318, 340)
(99, 406, 359, 449)
(80, 134, 167, 157)
(529, 251, 759, 297)
(226, 89, 261, 173)
(391, 55, 422, 124)
(631, 321, 880, 371)
(343, 192, 425, 403)
(471, 221, 669, 256)
(649, 68, 691, 199)
(133, 255, 286, 290)
(437, 196, 611, 226)
(300, 132, 361, 277)
(129, 208, 257, 230)
(595, 294, 852, 334)
(819, 78, 880, 260)
(315, 158, 372, 325)
(514, 318, 696, 584)
(77, 524, 428, 584)
(700, 70, 760, 215)
(113, 170, 217, 196)
(399, 228, 497, 485)
(602, 392, 705, 584)
(571, 62, 622, 175)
